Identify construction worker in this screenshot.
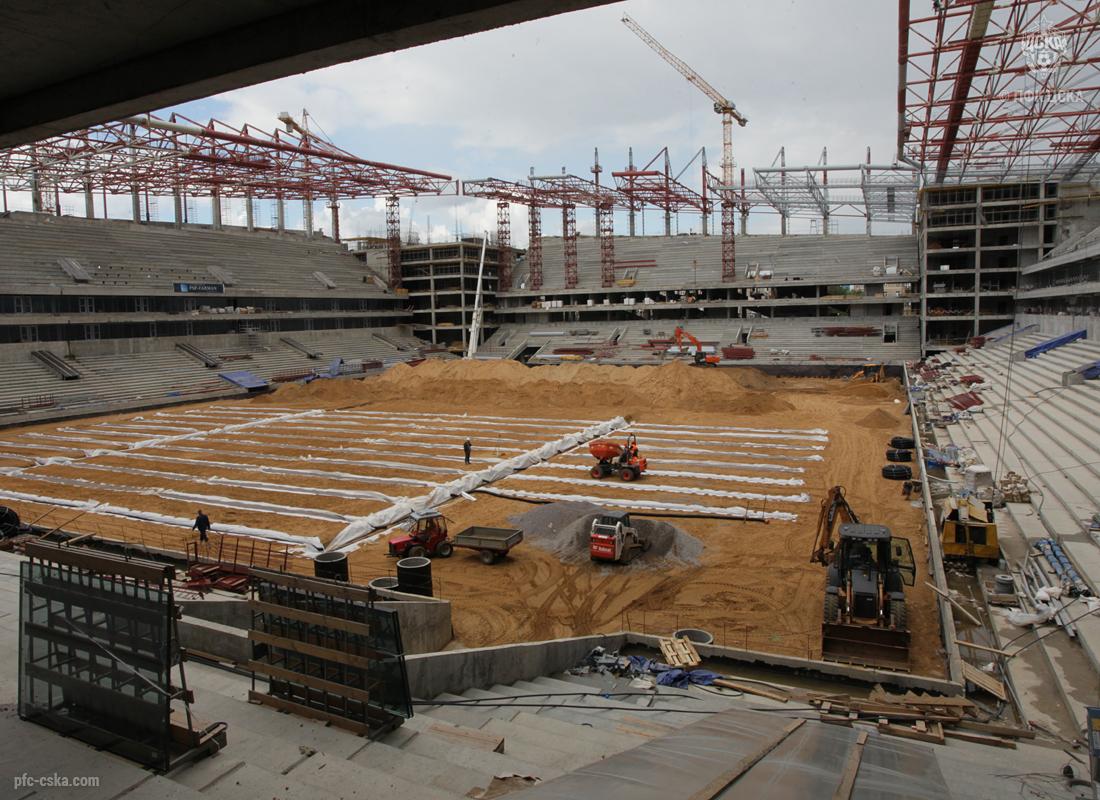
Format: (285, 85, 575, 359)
(192, 509, 212, 545)
(463, 438, 472, 465)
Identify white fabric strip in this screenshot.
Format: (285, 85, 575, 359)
(11, 472, 354, 523)
(105, 451, 438, 487)
(0, 489, 322, 550)
(630, 422, 829, 436)
(543, 459, 809, 479)
(335, 409, 599, 425)
(36, 461, 399, 503)
(476, 487, 798, 522)
(537, 462, 806, 482)
(503, 473, 810, 503)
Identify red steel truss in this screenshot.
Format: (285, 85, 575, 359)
(529, 209, 544, 290)
(562, 205, 579, 288)
(0, 113, 455, 199)
(530, 174, 622, 290)
(461, 178, 571, 292)
(385, 195, 402, 289)
(496, 201, 513, 291)
(612, 147, 709, 220)
(721, 201, 737, 281)
(597, 205, 616, 287)
(900, 0, 1100, 183)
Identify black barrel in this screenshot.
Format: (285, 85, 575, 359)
(368, 576, 400, 592)
(396, 556, 433, 597)
(314, 551, 349, 581)
(673, 628, 714, 645)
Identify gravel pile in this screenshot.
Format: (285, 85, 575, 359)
(510, 500, 703, 568)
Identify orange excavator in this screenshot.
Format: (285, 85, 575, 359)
(673, 326, 721, 367)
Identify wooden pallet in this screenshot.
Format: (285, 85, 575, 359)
(659, 636, 701, 668)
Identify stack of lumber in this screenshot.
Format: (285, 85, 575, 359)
(809, 686, 1033, 749)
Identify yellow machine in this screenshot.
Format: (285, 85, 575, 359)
(939, 496, 1000, 563)
(850, 363, 885, 382)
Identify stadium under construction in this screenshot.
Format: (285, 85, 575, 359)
(0, 2, 1098, 798)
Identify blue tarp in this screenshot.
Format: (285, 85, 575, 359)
(655, 669, 721, 688)
(218, 370, 269, 390)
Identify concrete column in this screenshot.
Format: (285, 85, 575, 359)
(303, 197, 313, 239)
(84, 182, 95, 219)
(30, 171, 42, 212)
(211, 190, 222, 231)
(740, 209, 748, 236)
(173, 189, 183, 228)
(245, 193, 254, 231)
(276, 196, 285, 232)
(131, 187, 141, 222)
(330, 197, 340, 243)
(780, 214, 787, 236)
(664, 210, 671, 237)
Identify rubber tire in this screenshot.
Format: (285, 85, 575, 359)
(407, 545, 427, 559)
(620, 467, 637, 482)
(823, 594, 840, 625)
(889, 598, 908, 631)
(591, 465, 605, 479)
(881, 464, 912, 480)
(435, 542, 453, 558)
(479, 550, 496, 565)
(890, 436, 916, 449)
(886, 449, 913, 462)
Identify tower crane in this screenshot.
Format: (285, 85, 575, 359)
(620, 14, 747, 191)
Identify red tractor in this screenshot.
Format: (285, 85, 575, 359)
(388, 510, 454, 559)
(589, 434, 647, 481)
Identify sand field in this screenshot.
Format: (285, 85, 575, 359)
(0, 360, 944, 677)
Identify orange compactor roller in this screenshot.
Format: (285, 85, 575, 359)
(588, 433, 647, 481)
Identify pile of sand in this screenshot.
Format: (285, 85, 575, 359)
(857, 409, 901, 429)
(510, 501, 703, 569)
(271, 359, 792, 417)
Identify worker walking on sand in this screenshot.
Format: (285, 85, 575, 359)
(192, 509, 212, 548)
(463, 438, 472, 464)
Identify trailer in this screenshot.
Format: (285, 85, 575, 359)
(452, 526, 524, 564)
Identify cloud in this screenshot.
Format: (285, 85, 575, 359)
(130, 0, 911, 237)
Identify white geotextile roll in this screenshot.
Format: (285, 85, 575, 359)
(478, 487, 799, 522)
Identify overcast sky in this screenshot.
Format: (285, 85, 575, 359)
(28, 0, 912, 242)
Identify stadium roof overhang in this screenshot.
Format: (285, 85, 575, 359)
(899, 0, 1100, 185)
(0, 0, 609, 149)
(0, 114, 454, 200)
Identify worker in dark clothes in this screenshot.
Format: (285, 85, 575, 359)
(463, 438, 472, 465)
(192, 510, 212, 544)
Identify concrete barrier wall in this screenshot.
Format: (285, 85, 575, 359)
(405, 634, 623, 698)
(179, 588, 454, 655)
(403, 630, 961, 700)
(1018, 313, 1100, 341)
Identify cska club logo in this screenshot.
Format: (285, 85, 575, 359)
(1021, 14, 1069, 77)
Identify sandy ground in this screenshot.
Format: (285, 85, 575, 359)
(0, 360, 944, 677)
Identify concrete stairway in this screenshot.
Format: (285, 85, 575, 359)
(142, 660, 715, 800)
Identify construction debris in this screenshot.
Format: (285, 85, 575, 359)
(809, 685, 1027, 748)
